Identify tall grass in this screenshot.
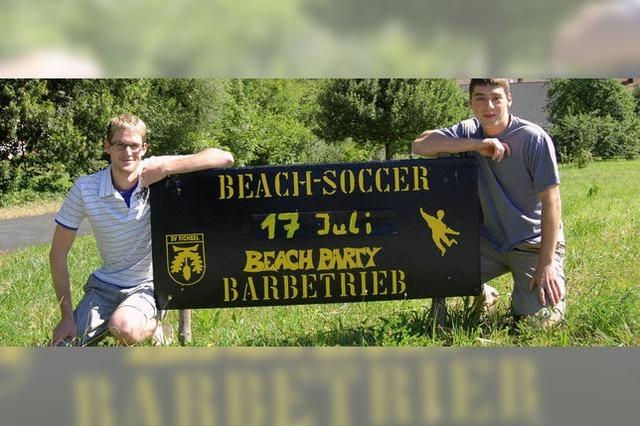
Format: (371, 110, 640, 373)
(1, 160, 639, 346)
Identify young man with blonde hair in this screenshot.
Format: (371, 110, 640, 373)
(412, 79, 565, 326)
(50, 113, 234, 345)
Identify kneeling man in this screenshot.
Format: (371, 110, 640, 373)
(51, 114, 234, 345)
(412, 79, 566, 327)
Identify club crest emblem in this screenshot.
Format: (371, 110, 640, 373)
(166, 233, 206, 286)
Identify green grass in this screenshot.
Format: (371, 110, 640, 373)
(0, 190, 63, 220)
(1, 160, 639, 346)
(0, 189, 64, 209)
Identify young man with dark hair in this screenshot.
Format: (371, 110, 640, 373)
(50, 114, 234, 345)
(412, 79, 565, 326)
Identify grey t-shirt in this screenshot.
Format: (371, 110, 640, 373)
(437, 115, 563, 252)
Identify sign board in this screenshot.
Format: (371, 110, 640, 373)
(151, 158, 480, 310)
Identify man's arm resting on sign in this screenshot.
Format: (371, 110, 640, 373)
(142, 147, 234, 187)
(50, 224, 78, 344)
(530, 184, 563, 307)
(412, 130, 510, 161)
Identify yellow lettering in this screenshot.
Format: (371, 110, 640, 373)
(300, 249, 314, 271)
(283, 275, 298, 299)
(263, 275, 279, 300)
(263, 251, 275, 269)
(319, 273, 335, 298)
(339, 170, 356, 194)
(393, 166, 411, 192)
(452, 359, 493, 422)
(301, 274, 318, 299)
(238, 173, 254, 199)
(372, 270, 388, 295)
(74, 375, 115, 426)
(227, 372, 265, 426)
(317, 213, 330, 236)
(292, 171, 313, 197)
(275, 172, 289, 197)
(374, 168, 391, 192)
(364, 246, 382, 267)
(242, 277, 259, 301)
(218, 175, 234, 200)
(348, 211, 360, 234)
(223, 277, 239, 302)
(371, 367, 412, 425)
(318, 248, 332, 270)
(125, 375, 161, 426)
(244, 251, 264, 273)
(421, 362, 442, 423)
(322, 170, 337, 195)
(340, 272, 356, 297)
(332, 223, 347, 236)
(255, 173, 272, 198)
(500, 358, 539, 421)
(412, 165, 429, 191)
(392, 270, 406, 294)
(322, 368, 358, 426)
(174, 374, 216, 426)
(274, 369, 314, 426)
(357, 168, 373, 193)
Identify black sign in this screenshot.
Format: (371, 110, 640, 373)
(151, 158, 480, 309)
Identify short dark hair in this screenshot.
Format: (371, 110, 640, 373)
(469, 79, 511, 98)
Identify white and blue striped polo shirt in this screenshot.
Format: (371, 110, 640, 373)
(55, 163, 154, 288)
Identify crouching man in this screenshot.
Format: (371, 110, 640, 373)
(50, 113, 234, 345)
(412, 79, 566, 327)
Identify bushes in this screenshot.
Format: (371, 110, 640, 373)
(547, 79, 640, 166)
(550, 114, 640, 165)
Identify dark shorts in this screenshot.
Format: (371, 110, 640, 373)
(72, 274, 158, 346)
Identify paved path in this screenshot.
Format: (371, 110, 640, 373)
(0, 214, 93, 253)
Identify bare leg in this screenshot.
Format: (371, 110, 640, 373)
(109, 306, 157, 346)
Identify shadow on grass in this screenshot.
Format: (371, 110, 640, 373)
(238, 304, 521, 347)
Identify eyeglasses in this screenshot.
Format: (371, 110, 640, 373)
(109, 142, 144, 153)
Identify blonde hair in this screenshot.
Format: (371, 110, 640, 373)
(106, 114, 147, 144)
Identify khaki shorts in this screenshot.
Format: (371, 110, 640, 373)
(481, 237, 566, 320)
(72, 274, 159, 346)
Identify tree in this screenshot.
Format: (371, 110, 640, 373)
(315, 79, 468, 160)
(547, 79, 640, 165)
(546, 79, 636, 124)
(0, 79, 228, 194)
(212, 79, 322, 166)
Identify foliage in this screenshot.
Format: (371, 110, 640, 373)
(634, 85, 640, 115)
(546, 79, 636, 124)
(315, 79, 468, 160)
(546, 79, 639, 166)
(297, 138, 371, 164)
(549, 113, 640, 164)
(212, 79, 322, 166)
(0, 79, 227, 193)
(0, 188, 62, 210)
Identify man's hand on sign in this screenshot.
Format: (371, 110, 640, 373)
(530, 264, 563, 307)
(52, 317, 77, 346)
(476, 138, 511, 162)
